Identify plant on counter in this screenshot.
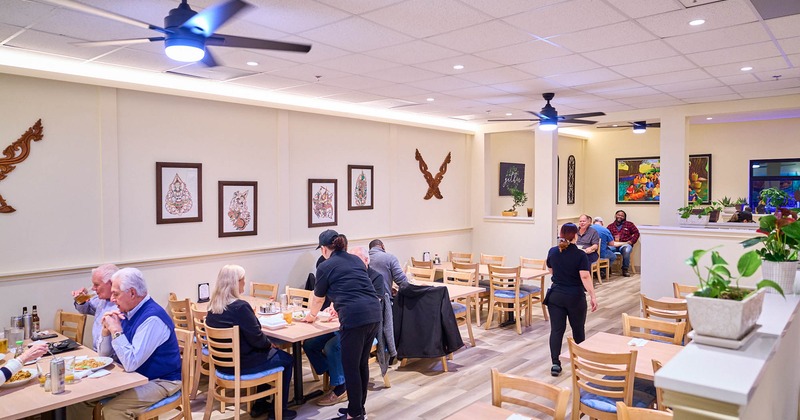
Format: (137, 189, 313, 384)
(759, 187, 790, 208)
(741, 208, 800, 262)
(506, 188, 528, 213)
(686, 247, 784, 300)
(717, 196, 734, 208)
(678, 200, 710, 219)
(735, 197, 748, 205)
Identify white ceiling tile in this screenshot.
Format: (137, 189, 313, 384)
(425, 20, 535, 54)
(413, 54, 503, 74)
(547, 68, 625, 86)
(362, 0, 491, 38)
(765, 13, 800, 39)
(0, 22, 22, 42)
(320, 75, 395, 90)
(753, 63, 800, 80)
(365, 40, 462, 65)
(778, 37, 800, 55)
(0, 0, 58, 28)
(611, 56, 697, 78)
(615, 93, 679, 105)
(671, 86, 736, 99)
(686, 41, 783, 67)
(581, 40, 678, 67)
(277, 83, 348, 97)
(443, 85, 516, 100)
(740, 86, 800, 99)
(598, 87, 661, 99)
(267, 63, 350, 82)
(234, 38, 350, 64)
(703, 56, 790, 77)
(167, 64, 257, 81)
(316, 53, 400, 73)
(502, 0, 627, 38)
(480, 94, 534, 105)
(406, 76, 478, 91)
(30, 8, 155, 41)
(683, 93, 742, 103)
(515, 54, 600, 77)
(603, 0, 683, 19)
(628, 98, 687, 108)
(323, 91, 388, 104)
(637, 0, 759, 38)
(633, 68, 710, 85)
(717, 73, 761, 85)
(229, 72, 309, 89)
(554, 21, 657, 53)
(731, 78, 800, 93)
(457, 0, 564, 18)
(237, 0, 351, 33)
(298, 17, 413, 53)
(5, 30, 115, 60)
(364, 66, 443, 83)
(552, 93, 605, 105)
(664, 22, 772, 54)
(455, 66, 534, 85)
(653, 78, 724, 93)
(577, 79, 646, 94)
(211, 49, 299, 72)
(492, 78, 565, 94)
(475, 40, 572, 66)
(93, 47, 179, 71)
(315, 0, 405, 14)
(210, 18, 290, 41)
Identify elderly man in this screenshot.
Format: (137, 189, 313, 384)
(606, 210, 640, 276)
(68, 268, 181, 419)
(592, 217, 617, 276)
(72, 263, 119, 350)
(368, 239, 409, 297)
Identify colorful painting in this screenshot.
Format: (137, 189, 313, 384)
(688, 154, 712, 204)
(156, 162, 202, 224)
(348, 165, 373, 210)
(218, 181, 257, 237)
(499, 162, 525, 196)
(308, 179, 337, 228)
(615, 157, 660, 204)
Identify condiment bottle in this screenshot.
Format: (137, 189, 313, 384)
(14, 340, 24, 357)
(31, 305, 40, 334)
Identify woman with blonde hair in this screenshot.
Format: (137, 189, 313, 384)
(205, 265, 296, 419)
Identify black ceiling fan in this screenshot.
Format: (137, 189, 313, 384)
(488, 93, 605, 130)
(42, 0, 312, 67)
(597, 121, 661, 133)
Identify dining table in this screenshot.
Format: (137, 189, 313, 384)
(0, 333, 148, 420)
(438, 262, 549, 282)
(444, 401, 541, 420)
(408, 278, 485, 299)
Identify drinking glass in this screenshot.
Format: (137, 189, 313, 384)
(292, 297, 303, 309)
(74, 290, 96, 304)
(8, 328, 23, 352)
(0, 330, 7, 354)
(282, 303, 294, 325)
(63, 357, 76, 384)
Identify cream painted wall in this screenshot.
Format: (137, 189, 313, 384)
(486, 131, 534, 216)
(557, 135, 586, 222)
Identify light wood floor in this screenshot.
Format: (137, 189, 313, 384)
(188, 274, 642, 419)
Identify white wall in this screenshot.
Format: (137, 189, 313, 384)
(486, 131, 534, 216)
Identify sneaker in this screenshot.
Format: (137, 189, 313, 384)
(317, 390, 348, 406)
(622, 269, 631, 277)
(338, 408, 367, 419)
(551, 364, 562, 377)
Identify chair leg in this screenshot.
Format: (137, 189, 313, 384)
(465, 307, 475, 347)
(542, 301, 549, 321)
(400, 358, 408, 367)
(274, 373, 283, 420)
(191, 355, 203, 399)
(203, 384, 215, 420)
(474, 298, 482, 326)
(484, 299, 494, 330)
(441, 356, 448, 372)
(382, 373, 391, 388)
(515, 305, 522, 335)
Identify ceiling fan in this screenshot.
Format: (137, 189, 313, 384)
(488, 93, 605, 131)
(597, 121, 661, 133)
(42, 0, 312, 67)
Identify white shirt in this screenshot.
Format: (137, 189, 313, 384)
(98, 295, 170, 373)
(74, 295, 118, 351)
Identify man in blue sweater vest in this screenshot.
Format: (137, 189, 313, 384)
(68, 268, 181, 419)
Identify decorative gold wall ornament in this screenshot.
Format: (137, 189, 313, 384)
(0, 119, 44, 213)
(414, 149, 451, 200)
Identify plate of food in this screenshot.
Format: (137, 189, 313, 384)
(72, 356, 114, 372)
(292, 310, 309, 320)
(1, 368, 36, 388)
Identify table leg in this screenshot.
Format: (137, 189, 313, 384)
(54, 407, 67, 420)
(288, 341, 324, 407)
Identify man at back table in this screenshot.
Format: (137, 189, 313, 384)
(606, 210, 639, 277)
(68, 267, 181, 420)
(368, 239, 410, 298)
(72, 263, 119, 350)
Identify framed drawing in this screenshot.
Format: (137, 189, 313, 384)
(308, 179, 337, 228)
(218, 181, 257, 237)
(499, 162, 525, 196)
(688, 154, 712, 204)
(347, 165, 373, 210)
(615, 157, 660, 204)
(156, 162, 202, 224)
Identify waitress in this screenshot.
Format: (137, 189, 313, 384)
(304, 230, 381, 420)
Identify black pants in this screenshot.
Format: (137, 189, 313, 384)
(340, 322, 380, 418)
(546, 290, 587, 365)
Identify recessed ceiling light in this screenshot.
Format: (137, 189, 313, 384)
(426, 97, 434, 102)
(506, 113, 512, 116)
(453, 64, 464, 70)
(706, 117, 713, 120)
(246, 61, 258, 66)
(689, 19, 705, 26)
(612, 124, 618, 127)
(741, 66, 753, 71)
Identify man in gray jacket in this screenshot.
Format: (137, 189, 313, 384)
(368, 239, 410, 298)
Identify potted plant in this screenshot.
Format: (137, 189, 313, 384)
(760, 187, 790, 213)
(717, 196, 736, 214)
(741, 207, 800, 294)
(735, 197, 748, 212)
(502, 188, 527, 217)
(685, 247, 784, 340)
(678, 200, 710, 225)
(707, 201, 723, 223)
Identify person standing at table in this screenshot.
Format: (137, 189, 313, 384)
(546, 223, 597, 377)
(305, 230, 381, 420)
(71, 263, 119, 350)
(205, 265, 295, 419)
(0, 342, 48, 385)
(576, 214, 600, 264)
(368, 239, 410, 298)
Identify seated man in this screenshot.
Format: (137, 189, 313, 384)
(69, 267, 181, 419)
(592, 217, 617, 269)
(72, 263, 119, 350)
(606, 210, 639, 277)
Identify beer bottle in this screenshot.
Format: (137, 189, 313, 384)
(32, 305, 40, 334)
(22, 306, 28, 315)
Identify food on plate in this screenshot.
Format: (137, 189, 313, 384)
(8, 369, 31, 383)
(73, 358, 107, 371)
(292, 311, 308, 320)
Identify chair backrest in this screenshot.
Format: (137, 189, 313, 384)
(568, 337, 638, 414)
(251, 282, 279, 300)
(174, 327, 193, 386)
(205, 324, 241, 377)
(407, 266, 436, 282)
(411, 257, 433, 269)
(616, 401, 674, 419)
(481, 253, 506, 266)
(190, 303, 209, 359)
(487, 265, 521, 294)
(640, 295, 688, 322)
(672, 283, 698, 299)
(56, 310, 87, 344)
(167, 295, 194, 332)
(448, 251, 473, 264)
(491, 368, 570, 420)
(622, 313, 686, 346)
(651, 359, 668, 412)
(443, 270, 475, 287)
(519, 257, 546, 270)
(286, 287, 313, 308)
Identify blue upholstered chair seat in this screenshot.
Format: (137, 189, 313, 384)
(493, 290, 530, 299)
(519, 284, 541, 293)
(579, 377, 657, 413)
(201, 346, 209, 356)
(451, 302, 467, 314)
(144, 391, 181, 412)
(215, 366, 283, 381)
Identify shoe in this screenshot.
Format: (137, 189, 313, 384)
(269, 409, 297, 420)
(249, 401, 271, 418)
(551, 364, 562, 377)
(622, 269, 631, 277)
(317, 390, 348, 406)
(339, 408, 367, 419)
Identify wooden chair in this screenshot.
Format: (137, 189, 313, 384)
(55, 310, 87, 345)
(410, 257, 433, 269)
(640, 295, 691, 343)
(167, 295, 194, 333)
(490, 368, 570, 420)
(448, 251, 473, 264)
(672, 282, 698, 299)
(480, 253, 506, 267)
(443, 270, 475, 347)
(452, 261, 486, 325)
(611, 245, 637, 275)
(190, 303, 210, 400)
(616, 402, 673, 419)
(519, 257, 549, 321)
(622, 314, 686, 346)
(568, 338, 656, 420)
(137, 328, 193, 420)
(591, 248, 610, 284)
(204, 325, 284, 420)
(407, 266, 436, 282)
(285, 287, 313, 308)
(251, 282, 279, 300)
(484, 265, 530, 335)
(651, 360, 668, 412)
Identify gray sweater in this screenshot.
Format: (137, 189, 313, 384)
(368, 246, 410, 294)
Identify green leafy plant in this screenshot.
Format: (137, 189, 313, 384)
(506, 188, 528, 212)
(717, 196, 734, 207)
(678, 200, 712, 219)
(741, 208, 800, 262)
(686, 247, 784, 300)
(735, 197, 748, 205)
(760, 188, 790, 208)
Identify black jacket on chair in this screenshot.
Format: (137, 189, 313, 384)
(393, 284, 464, 359)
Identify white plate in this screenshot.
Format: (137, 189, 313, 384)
(687, 324, 761, 350)
(72, 356, 114, 372)
(1, 368, 36, 388)
(257, 310, 280, 316)
(292, 310, 309, 320)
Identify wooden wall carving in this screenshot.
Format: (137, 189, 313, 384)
(0, 119, 44, 213)
(567, 155, 576, 204)
(414, 149, 451, 200)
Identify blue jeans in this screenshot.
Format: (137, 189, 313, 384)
(303, 332, 344, 386)
(608, 244, 632, 269)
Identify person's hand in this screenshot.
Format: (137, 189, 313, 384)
(589, 295, 598, 312)
(18, 342, 48, 364)
(102, 311, 124, 334)
(322, 306, 338, 319)
(72, 288, 88, 298)
(303, 313, 316, 323)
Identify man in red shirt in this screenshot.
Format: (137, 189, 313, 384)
(606, 210, 640, 276)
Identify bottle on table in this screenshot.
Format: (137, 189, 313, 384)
(32, 305, 40, 334)
(433, 253, 441, 265)
(14, 340, 24, 357)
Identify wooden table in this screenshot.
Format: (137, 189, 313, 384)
(409, 279, 485, 299)
(439, 262, 548, 282)
(445, 401, 541, 420)
(0, 335, 148, 420)
(559, 332, 684, 381)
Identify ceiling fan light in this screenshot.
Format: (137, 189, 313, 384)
(632, 121, 647, 134)
(539, 120, 557, 131)
(632, 127, 646, 134)
(165, 36, 205, 62)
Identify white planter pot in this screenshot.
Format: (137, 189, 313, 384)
(761, 260, 799, 295)
(680, 215, 709, 225)
(686, 288, 765, 340)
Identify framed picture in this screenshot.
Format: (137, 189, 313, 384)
(308, 179, 337, 228)
(689, 154, 712, 204)
(347, 165, 373, 210)
(218, 181, 257, 237)
(615, 157, 660, 204)
(156, 162, 202, 224)
(499, 162, 525, 196)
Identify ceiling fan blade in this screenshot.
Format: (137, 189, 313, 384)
(525, 110, 548, 120)
(648, 123, 661, 128)
(40, 0, 168, 34)
(207, 34, 311, 53)
(487, 118, 541, 122)
(182, 0, 250, 36)
(560, 111, 606, 120)
(200, 49, 219, 67)
(563, 119, 599, 125)
(74, 37, 165, 47)
(597, 125, 632, 129)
